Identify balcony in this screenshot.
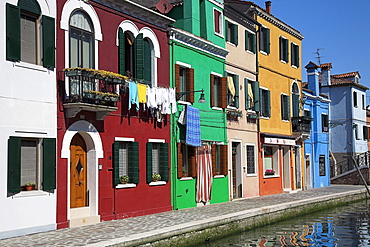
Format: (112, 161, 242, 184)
(61, 68, 126, 120)
(292, 116, 312, 133)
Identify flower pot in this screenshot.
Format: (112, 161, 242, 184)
(25, 185, 35, 191)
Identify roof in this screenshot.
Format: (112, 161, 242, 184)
(332, 71, 361, 79)
(320, 63, 332, 69)
(130, 0, 182, 9)
(329, 76, 368, 90)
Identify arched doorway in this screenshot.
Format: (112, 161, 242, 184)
(70, 133, 87, 208)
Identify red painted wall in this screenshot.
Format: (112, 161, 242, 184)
(56, 1, 172, 228)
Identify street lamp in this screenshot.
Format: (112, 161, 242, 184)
(176, 89, 206, 103)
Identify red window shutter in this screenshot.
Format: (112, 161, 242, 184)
(211, 144, 217, 176)
(220, 77, 227, 108)
(175, 64, 180, 94)
(177, 142, 183, 178)
(220, 145, 228, 175)
(214, 10, 220, 33)
(186, 68, 194, 103)
(188, 146, 197, 177)
(210, 74, 215, 107)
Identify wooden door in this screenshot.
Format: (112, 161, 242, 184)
(70, 133, 87, 208)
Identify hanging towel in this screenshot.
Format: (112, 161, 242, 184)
(137, 83, 147, 103)
(147, 86, 157, 109)
(196, 145, 213, 203)
(228, 76, 235, 102)
(128, 81, 139, 111)
(178, 108, 186, 125)
(186, 105, 201, 147)
(169, 87, 177, 114)
(162, 88, 171, 114)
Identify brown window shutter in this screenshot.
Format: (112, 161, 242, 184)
(188, 146, 197, 177)
(220, 145, 228, 175)
(177, 142, 183, 178)
(211, 144, 217, 176)
(186, 68, 195, 103)
(210, 74, 215, 107)
(175, 64, 181, 94)
(220, 77, 227, 108)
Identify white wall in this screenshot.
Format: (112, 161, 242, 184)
(0, 0, 57, 239)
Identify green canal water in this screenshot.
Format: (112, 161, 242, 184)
(198, 199, 370, 246)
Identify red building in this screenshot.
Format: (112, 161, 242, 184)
(56, 0, 174, 228)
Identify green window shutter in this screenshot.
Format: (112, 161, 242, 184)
(292, 94, 299, 117)
(232, 24, 238, 46)
(251, 33, 256, 53)
(8, 137, 21, 195)
(266, 90, 271, 117)
(159, 143, 169, 182)
(286, 95, 290, 120)
(234, 75, 239, 108)
(245, 78, 249, 110)
(252, 81, 260, 112)
(6, 4, 21, 61)
(128, 142, 139, 184)
(363, 126, 368, 140)
(146, 142, 153, 183)
(285, 39, 289, 63)
(143, 38, 152, 86)
(291, 43, 294, 66)
(295, 44, 300, 67)
(279, 37, 283, 61)
(245, 30, 249, 51)
(42, 15, 55, 68)
(225, 20, 229, 42)
(113, 141, 120, 186)
(118, 28, 125, 75)
(266, 28, 270, 54)
(18, 0, 41, 15)
(42, 138, 56, 190)
(135, 33, 144, 80)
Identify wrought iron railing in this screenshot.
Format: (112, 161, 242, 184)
(330, 151, 370, 178)
(291, 116, 312, 133)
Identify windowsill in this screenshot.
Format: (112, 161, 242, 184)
(116, 183, 136, 189)
(149, 181, 166, 186)
(13, 61, 50, 72)
(227, 106, 238, 110)
(291, 65, 298, 69)
(280, 60, 288, 64)
(246, 50, 255, 55)
(263, 175, 279, 178)
(11, 190, 52, 198)
(246, 174, 258, 177)
(260, 116, 270, 119)
(179, 177, 193, 181)
(282, 119, 289, 122)
(247, 110, 257, 114)
(211, 106, 223, 111)
(227, 41, 236, 47)
(178, 101, 192, 105)
(214, 175, 225, 178)
(214, 32, 224, 38)
(259, 50, 268, 56)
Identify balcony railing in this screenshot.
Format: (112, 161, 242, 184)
(60, 68, 127, 120)
(291, 116, 312, 133)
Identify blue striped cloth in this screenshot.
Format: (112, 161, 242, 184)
(186, 105, 201, 147)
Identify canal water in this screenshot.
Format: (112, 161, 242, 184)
(199, 199, 370, 246)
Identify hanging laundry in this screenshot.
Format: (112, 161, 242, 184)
(137, 83, 147, 103)
(128, 81, 139, 111)
(178, 108, 186, 125)
(228, 76, 235, 102)
(186, 105, 201, 147)
(196, 145, 213, 204)
(162, 88, 171, 115)
(169, 87, 177, 114)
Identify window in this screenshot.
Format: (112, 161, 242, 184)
(292, 82, 300, 118)
(291, 42, 299, 67)
(214, 8, 223, 36)
(362, 94, 365, 110)
(147, 142, 169, 183)
(227, 74, 239, 108)
(354, 124, 359, 140)
(210, 74, 227, 108)
(113, 141, 139, 185)
(363, 126, 368, 140)
(118, 29, 153, 85)
(304, 110, 311, 118)
(353, 91, 358, 107)
(279, 36, 289, 63)
(7, 137, 56, 195)
(245, 79, 260, 111)
(226, 21, 238, 45)
(260, 88, 271, 117)
(245, 31, 256, 53)
(177, 143, 197, 178)
(259, 27, 270, 54)
(6, 2, 55, 67)
(281, 94, 290, 121)
(322, 114, 329, 132)
(211, 144, 228, 176)
(263, 146, 278, 176)
(175, 64, 194, 102)
(246, 145, 256, 175)
(319, 155, 326, 176)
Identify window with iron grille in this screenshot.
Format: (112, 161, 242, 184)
(246, 145, 255, 175)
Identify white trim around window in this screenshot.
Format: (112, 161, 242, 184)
(245, 143, 257, 176)
(176, 61, 191, 68)
(115, 137, 135, 142)
(148, 139, 166, 143)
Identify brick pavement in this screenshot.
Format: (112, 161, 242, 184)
(0, 185, 366, 247)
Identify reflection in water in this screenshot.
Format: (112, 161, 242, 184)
(198, 200, 370, 246)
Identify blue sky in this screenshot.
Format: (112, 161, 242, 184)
(251, 0, 370, 103)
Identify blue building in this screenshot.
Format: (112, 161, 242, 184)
(319, 62, 368, 177)
(303, 62, 330, 188)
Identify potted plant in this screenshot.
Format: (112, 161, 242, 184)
(152, 173, 161, 182)
(182, 169, 188, 177)
(119, 175, 129, 184)
(265, 169, 275, 176)
(24, 181, 36, 191)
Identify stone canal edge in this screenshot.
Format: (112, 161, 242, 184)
(86, 187, 368, 247)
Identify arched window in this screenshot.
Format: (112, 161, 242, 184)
(69, 11, 94, 68)
(292, 82, 300, 117)
(6, 0, 55, 67)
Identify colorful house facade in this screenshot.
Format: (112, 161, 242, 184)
(56, 0, 174, 229)
(2, 0, 57, 238)
(224, 1, 259, 199)
(303, 62, 330, 189)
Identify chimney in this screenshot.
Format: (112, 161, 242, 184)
(320, 63, 332, 86)
(305, 61, 320, 96)
(265, 1, 271, 14)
